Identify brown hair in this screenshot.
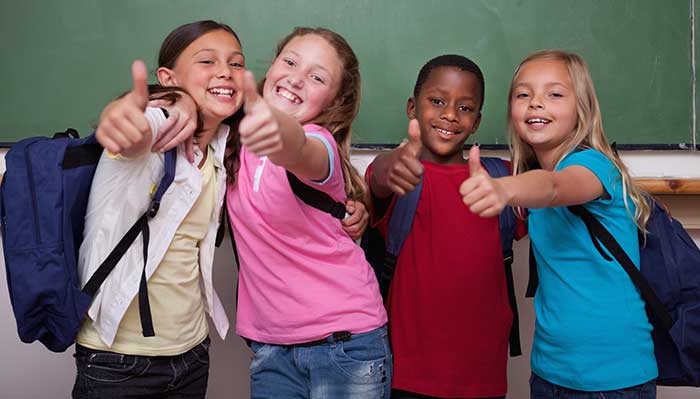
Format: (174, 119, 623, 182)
(156, 20, 245, 183)
(265, 27, 367, 203)
(507, 50, 650, 229)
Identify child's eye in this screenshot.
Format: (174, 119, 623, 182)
(514, 92, 529, 99)
(430, 98, 444, 106)
(458, 105, 474, 113)
(550, 92, 563, 98)
(310, 74, 325, 84)
(229, 62, 243, 68)
(284, 58, 295, 67)
(199, 60, 214, 65)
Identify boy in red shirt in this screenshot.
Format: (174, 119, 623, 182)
(366, 55, 525, 399)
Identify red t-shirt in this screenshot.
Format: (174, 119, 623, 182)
(367, 160, 525, 398)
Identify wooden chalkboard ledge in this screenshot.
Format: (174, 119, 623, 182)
(635, 178, 700, 194)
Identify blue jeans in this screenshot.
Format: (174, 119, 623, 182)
(249, 325, 393, 399)
(530, 373, 656, 399)
(72, 337, 210, 399)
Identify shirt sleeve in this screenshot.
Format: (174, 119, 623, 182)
(558, 149, 620, 206)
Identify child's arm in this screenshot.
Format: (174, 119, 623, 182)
(460, 146, 605, 218)
(368, 119, 424, 199)
(96, 61, 197, 161)
(238, 71, 330, 181)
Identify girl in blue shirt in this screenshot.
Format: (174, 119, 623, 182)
(460, 50, 656, 398)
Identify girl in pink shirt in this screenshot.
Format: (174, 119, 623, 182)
(226, 27, 390, 399)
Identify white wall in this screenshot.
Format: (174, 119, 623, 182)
(0, 149, 699, 399)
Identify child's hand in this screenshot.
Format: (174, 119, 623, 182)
(342, 200, 369, 240)
(386, 119, 424, 195)
(96, 60, 153, 155)
(460, 145, 509, 217)
(149, 93, 198, 163)
(239, 70, 283, 157)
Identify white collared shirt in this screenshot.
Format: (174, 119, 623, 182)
(77, 107, 230, 347)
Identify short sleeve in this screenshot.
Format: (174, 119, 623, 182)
(558, 149, 621, 205)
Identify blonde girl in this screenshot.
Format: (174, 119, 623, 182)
(460, 50, 656, 398)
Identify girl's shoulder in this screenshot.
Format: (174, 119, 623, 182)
(559, 148, 615, 172)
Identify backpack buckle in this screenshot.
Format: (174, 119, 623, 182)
(148, 200, 161, 219)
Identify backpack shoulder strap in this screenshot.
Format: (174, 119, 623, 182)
(286, 171, 347, 219)
(82, 147, 177, 337)
(386, 178, 424, 256)
(568, 204, 673, 330)
(480, 156, 522, 357)
(480, 157, 516, 255)
(376, 178, 423, 299)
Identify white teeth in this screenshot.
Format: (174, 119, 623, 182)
(527, 118, 550, 124)
(436, 127, 457, 136)
(209, 88, 234, 97)
(277, 87, 301, 104)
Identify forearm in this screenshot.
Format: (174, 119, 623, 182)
(501, 167, 603, 209)
(367, 151, 395, 199)
(266, 107, 306, 167)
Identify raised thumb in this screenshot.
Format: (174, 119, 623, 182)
(406, 119, 423, 158)
(242, 70, 260, 113)
(468, 144, 484, 176)
(130, 60, 149, 110)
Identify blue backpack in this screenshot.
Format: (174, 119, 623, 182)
(527, 198, 700, 386)
(1, 128, 175, 352)
(361, 157, 522, 357)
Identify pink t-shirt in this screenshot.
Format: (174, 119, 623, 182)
(227, 124, 387, 344)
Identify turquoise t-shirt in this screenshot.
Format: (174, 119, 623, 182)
(528, 149, 657, 391)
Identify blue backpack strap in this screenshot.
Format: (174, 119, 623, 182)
(480, 156, 522, 357)
(568, 204, 673, 330)
(386, 178, 424, 256)
(377, 178, 423, 299)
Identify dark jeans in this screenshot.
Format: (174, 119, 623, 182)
(391, 389, 505, 399)
(530, 373, 656, 399)
(72, 337, 210, 399)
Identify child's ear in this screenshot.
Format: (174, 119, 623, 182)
(406, 97, 416, 119)
(156, 67, 177, 86)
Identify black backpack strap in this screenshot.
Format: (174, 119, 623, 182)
(286, 171, 347, 219)
(81, 148, 177, 337)
(481, 157, 522, 357)
(525, 242, 539, 298)
(567, 204, 673, 330)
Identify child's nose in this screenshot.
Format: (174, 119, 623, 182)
(528, 95, 544, 109)
(287, 73, 304, 88)
(441, 106, 458, 122)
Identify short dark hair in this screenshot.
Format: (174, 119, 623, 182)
(413, 54, 485, 109)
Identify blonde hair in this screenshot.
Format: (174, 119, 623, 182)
(507, 50, 650, 229)
(269, 27, 368, 204)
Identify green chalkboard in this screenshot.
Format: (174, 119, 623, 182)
(0, 0, 695, 148)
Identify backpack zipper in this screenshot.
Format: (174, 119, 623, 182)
(24, 143, 42, 243)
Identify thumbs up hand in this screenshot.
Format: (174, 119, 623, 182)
(385, 119, 425, 196)
(239, 70, 283, 157)
(96, 60, 153, 155)
(459, 145, 509, 218)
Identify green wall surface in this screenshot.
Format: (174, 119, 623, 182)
(0, 0, 695, 148)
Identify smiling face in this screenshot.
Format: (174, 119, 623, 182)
(408, 66, 482, 164)
(510, 59, 578, 154)
(262, 34, 344, 124)
(157, 29, 245, 132)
